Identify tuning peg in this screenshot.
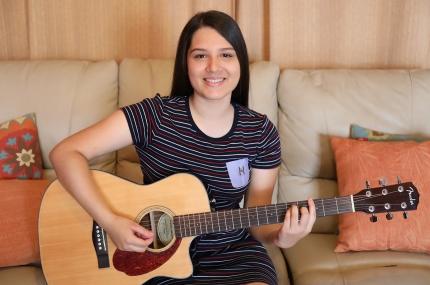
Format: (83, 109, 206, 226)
(379, 178, 386, 187)
(403, 212, 408, 219)
(365, 180, 370, 189)
(397, 176, 402, 184)
(386, 212, 393, 220)
(370, 214, 378, 223)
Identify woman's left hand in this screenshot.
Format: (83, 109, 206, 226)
(274, 198, 316, 248)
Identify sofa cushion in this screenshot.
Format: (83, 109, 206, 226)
(331, 137, 430, 253)
(0, 113, 43, 179)
(283, 234, 430, 285)
(277, 166, 339, 234)
(0, 179, 49, 267)
(0, 266, 46, 285)
(277, 69, 430, 181)
(0, 60, 118, 175)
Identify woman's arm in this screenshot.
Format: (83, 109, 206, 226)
(246, 167, 316, 248)
(49, 110, 153, 252)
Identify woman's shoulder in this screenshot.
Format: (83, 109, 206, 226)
(235, 104, 271, 125)
(142, 94, 186, 105)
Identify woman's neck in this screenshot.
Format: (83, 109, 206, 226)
(189, 95, 235, 138)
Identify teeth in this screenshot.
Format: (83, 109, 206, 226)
(205, 78, 224, 83)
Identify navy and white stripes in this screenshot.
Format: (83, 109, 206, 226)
(122, 95, 280, 284)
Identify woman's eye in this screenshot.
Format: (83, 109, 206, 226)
(194, 54, 206, 59)
(222, 53, 234, 58)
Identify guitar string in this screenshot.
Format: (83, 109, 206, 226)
(141, 197, 400, 229)
(141, 202, 405, 231)
(140, 190, 410, 233)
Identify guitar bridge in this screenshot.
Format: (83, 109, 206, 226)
(92, 221, 110, 268)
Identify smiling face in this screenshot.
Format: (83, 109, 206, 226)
(187, 27, 241, 103)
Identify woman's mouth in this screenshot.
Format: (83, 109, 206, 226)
(204, 77, 225, 86)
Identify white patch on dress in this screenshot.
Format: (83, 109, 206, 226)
(226, 158, 250, 188)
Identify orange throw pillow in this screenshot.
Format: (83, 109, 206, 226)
(331, 137, 430, 253)
(0, 179, 50, 267)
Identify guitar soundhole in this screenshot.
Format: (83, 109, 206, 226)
(137, 207, 175, 252)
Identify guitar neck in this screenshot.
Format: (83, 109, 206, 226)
(174, 195, 353, 237)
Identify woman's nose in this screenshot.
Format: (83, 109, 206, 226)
(206, 57, 220, 72)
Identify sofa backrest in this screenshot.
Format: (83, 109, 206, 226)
(277, 69, 430, 233)
(117, 59, 280, 200)
(0, 60, 118, 180)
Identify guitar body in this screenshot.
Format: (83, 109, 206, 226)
(39, 170, 209, 285)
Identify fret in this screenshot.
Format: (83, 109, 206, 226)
(189, 214, 194, 236)
(255, 207, 260, 226)
(198, 213, 202, 234)
(271, 205, 280, 224)
(210, 212, 214, 233)
(285, 203, 288, 223)
(280, 205, 286, 223)
(239, 208, 243, 228)
(320, 199, 326, 216)
(190, 214, 197, 236)
(230, 209, 234, 230)
(265, 205, 269, 224)
(203, 212, 208, 234)
(223, 211, 227, 231)
(216, 211, 221, 232)
(176, 216, 180, 237)
(350, 195, 355, 212)
(190, 214, 194, 235)
(246, 208, 251, 227)
(184, 215, 188, 237)
(334, 197, 339, 214)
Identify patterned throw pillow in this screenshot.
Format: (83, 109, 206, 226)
(331, 137, 430, 253)
(0, 113, 43, 179)
(350, 124, 428, 142)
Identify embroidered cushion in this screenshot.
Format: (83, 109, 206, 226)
(0, 113, 43, 179)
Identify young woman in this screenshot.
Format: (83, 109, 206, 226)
(50, 10, 316, 285)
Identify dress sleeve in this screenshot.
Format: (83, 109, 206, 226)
(251, 116, 281, 169)
(121, 95, 162, 147)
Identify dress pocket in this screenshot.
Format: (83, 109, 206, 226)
(226, 158, 250, 188)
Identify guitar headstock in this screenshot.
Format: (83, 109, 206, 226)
(353, 180, 419, 222)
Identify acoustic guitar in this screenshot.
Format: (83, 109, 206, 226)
(39, 170, 419, 284)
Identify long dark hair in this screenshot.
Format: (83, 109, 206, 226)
(170, 10, 249, 107)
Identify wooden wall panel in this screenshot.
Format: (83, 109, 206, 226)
(0, 0, 429, 68)
(27, 0, 234, 60)
(270, 0, 430, 68)
(236, 0, 269, 61)
(0, 0, 29, 59)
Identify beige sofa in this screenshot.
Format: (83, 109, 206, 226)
(0, 59, 288, 285)
(1, 59, 429, 284)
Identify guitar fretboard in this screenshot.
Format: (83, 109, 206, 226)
(173, 196, 353, 237)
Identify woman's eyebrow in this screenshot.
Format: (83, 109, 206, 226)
(189, 47, 235, 53)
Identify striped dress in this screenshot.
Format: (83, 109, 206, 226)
(121, 95, 281, 285)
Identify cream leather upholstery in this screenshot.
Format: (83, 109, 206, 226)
(2, 59, 429, 284)
(0, 59, 289, 285)
(278, 69, 430, 284)
(0, 60, 118, 180)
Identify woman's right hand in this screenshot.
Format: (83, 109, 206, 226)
(103, 215, 154, 252)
